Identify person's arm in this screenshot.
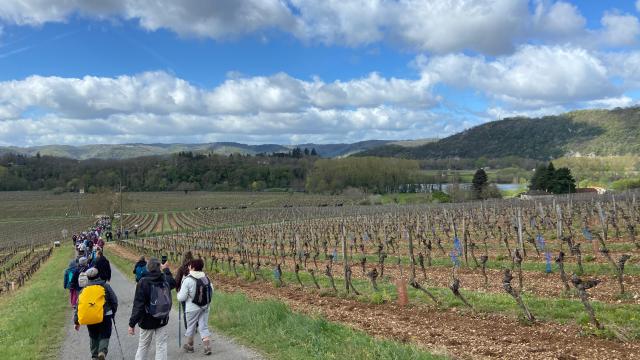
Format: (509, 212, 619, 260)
(174, 268, 184, 291)
(104, 283, 118, 314)
(105, 260, 112, 282)
(176, 277, 190, 302)
(162, 268, 177, 290)
(128, 281, 145, 328)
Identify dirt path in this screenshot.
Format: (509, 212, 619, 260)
(111, 244, 639, 360)
(59, 260, 262, 360)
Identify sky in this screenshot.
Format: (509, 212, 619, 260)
(0, 0, 639, 147)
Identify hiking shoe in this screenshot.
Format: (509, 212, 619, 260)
(203, 339, 212, 355)
(183, 343, 194, 353)
(98, 352, 106, 360)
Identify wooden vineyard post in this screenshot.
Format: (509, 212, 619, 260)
(462, 216, 468, 266)
(517, 208, 524, 256)
(341, 223, 348, 293)
(556, 204, 563, 251)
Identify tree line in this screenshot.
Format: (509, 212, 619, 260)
(0, 153, 423, 194)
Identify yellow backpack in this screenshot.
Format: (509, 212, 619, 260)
(77, 285, 106, 325)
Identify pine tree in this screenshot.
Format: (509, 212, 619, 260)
(310, 148, 318, 156)
(472, 168, 488, 199)
(529, 164, 547, 190)
(550, 167, 576, 194)
(541, 162, 556, 192)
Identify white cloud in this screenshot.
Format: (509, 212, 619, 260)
(597, 12, 640, 47)
(392, 0, 528, 54)
(585, 96, 635, 109)
(419, 45, 616, 107)
(1, 0, 638, 54)
(637, 0, 640, 12)
(0, 0, 295, 38)
(0, 71, 442, 145)
(532, 1, 586, 40)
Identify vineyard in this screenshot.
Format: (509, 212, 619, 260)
(0, 215, 93, 296)
(117, 192, 640, 359)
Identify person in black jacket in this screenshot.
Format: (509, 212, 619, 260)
(128, 258, 176, 360)
(94, 249, 112, 282)
(74, 268, 118, 360)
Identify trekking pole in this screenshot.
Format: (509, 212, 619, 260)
(112, 316, 125, 360)
(178, 302, 182, 347)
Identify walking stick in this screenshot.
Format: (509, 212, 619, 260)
(178, 302, 182, 347)
(112, 316, 125, 360)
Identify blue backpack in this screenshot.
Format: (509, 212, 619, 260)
(135, 264, 148, 282)
(63, 268, 74, 289)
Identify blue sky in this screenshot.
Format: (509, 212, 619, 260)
(0, 0, 639, 146)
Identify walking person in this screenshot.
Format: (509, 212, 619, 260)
(175, 251, 194, 329)
(128, 258, 176, 360)
(63, 258, 78, 308)
(133, 256, 148, 282)
(94, 249, 112, 282)
(74, 268, 118, 360)
(72, 256, 90, 297)
(177, 259, 214, 355)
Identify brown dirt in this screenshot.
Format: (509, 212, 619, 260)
(108, 244, 640, 360)
(151, 214, 164, 233)
(167, 213, 179, 231)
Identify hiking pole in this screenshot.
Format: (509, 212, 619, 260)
(112, 316, 125, 360)
(178, 302, 182, 347)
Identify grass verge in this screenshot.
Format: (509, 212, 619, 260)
(107, 245, 446, 360)
(0, 245, 71, 360)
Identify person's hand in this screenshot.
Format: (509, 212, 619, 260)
(128, 326, 135, 336)
(74, 324, 80, 331)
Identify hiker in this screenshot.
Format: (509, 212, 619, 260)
(94, 249, 112, 282)
(95, 237, 105, 249)
(177, 259, 213, 355)
(72, 257, 91, 293)
(63, 258, 78, 307)
(128, 258, 176, 360)
(175, 251, 194, 329)
(116, 228, 121, 240)
(74, 268, 118, 360)
(133, 256, 148, 282)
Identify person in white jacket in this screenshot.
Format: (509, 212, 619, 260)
(176, 258, 213, 355)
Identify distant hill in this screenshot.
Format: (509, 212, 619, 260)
(359, 107, 640, 160)
(0, 139, 423, 160)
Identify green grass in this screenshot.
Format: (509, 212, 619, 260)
(0, 245, 71, 359)
(106, 245, 446, 360)
(211, 291, 444, 360)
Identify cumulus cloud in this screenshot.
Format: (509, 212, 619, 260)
(0, 71, 442, 145)
(532, 1, 586, 40)
(419, 45, 616, 108)
(0, 0, 295, 38)
(1, 0, 638, 54)
(597, 12, 640, 47)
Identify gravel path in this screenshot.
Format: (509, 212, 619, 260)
(60, 265, 263, 360)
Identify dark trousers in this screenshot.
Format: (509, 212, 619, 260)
(87, 314, 112, 357)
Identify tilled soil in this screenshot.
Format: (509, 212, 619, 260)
(109, 244, 640, 360)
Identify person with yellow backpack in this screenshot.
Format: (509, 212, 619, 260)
(74, 268, 118, 360)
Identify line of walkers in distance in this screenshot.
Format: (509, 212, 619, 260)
(64, 224, 213, 360)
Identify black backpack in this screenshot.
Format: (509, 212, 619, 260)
(190, 275, 212, 307)
(146, 281, 172, 319)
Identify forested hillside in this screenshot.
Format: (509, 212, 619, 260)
(360, 107, 640, 160)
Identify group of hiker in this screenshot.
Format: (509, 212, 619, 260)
(64, 225, 214, 360)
